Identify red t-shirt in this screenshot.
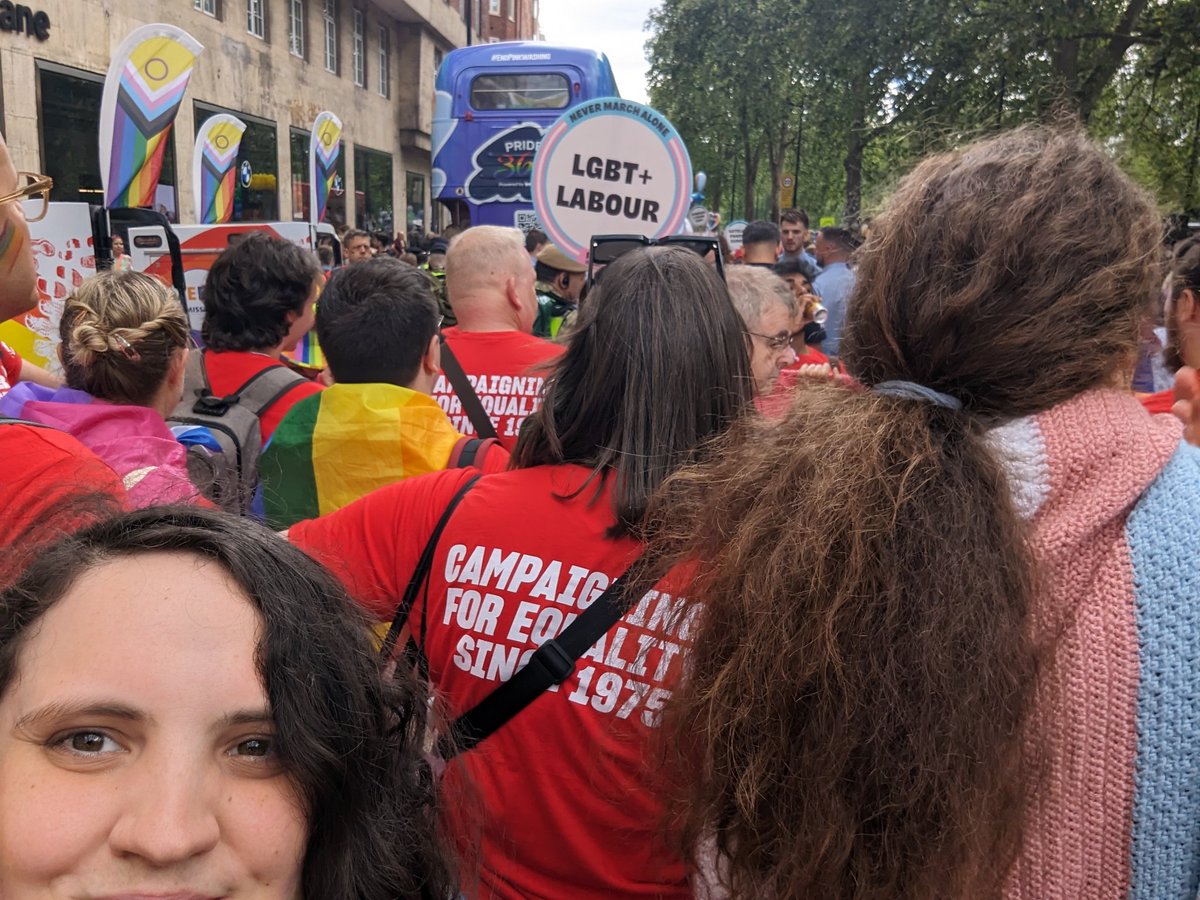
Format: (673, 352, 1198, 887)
(433, 328, 564, 451)
(290, 465, 690, 900)
(202, 350, 323, 442)
(0, 423, 128, 586)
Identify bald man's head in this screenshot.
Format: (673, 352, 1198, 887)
(445, 226, 538, 333)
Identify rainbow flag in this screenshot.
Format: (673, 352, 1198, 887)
(286, 328, 325, 370)
(99, 24, 203, 210)
(260, 382, 465, 528)
(193, 114, 245, 224)
(309, 111, 343, 224)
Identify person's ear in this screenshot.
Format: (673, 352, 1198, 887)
(556, 271, 570, 292)
(167, 346, 187, 389)
(1179, 288, 1200, 324)
(423, 332, 441, 375)
(505, 275, 522, 310)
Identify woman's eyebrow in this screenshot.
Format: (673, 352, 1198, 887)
(14, 700, 148, 732)
(219, 708, 274, 728)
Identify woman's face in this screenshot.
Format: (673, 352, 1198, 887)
(0, 551, 307, 899)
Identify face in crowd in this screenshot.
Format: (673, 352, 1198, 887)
(345, 233, 372, 263)
(0, 136, 41, 323)
(780, 219, 808, 256)
(747, 299, 797, 395)
(0, 551, 307, 897)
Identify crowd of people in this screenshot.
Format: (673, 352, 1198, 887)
(3, 123, 1200, 900)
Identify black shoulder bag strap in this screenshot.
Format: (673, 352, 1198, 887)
(0, 416, 49, 428)
(439, 333, 500, 441)
(435, 550, 658, 761)
(379, 473, 482, 662)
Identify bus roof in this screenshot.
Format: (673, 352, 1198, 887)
(436, 42, 618, 95)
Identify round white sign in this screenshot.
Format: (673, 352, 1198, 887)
(532, 99, 692, 261)
(724, 219, 748, 252)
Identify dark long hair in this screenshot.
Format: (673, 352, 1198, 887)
(513, 245, 752, 537)
(0, 506, 456, 900)
(649, 128, 1162, 898)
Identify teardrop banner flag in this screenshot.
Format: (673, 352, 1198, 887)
(531, 99, 692, 261)
(309, 112, 343, 224)
(99, 24, 204, 210)
(193, 114, 246, 224)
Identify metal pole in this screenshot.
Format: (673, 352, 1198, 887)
(466, 0, 473, 45)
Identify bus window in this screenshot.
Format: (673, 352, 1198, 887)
(469, 73, 571, 111)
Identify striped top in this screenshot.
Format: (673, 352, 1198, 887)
(986, 389, 1200, 900)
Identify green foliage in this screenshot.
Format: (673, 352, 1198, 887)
(645, 0, 1200, 223)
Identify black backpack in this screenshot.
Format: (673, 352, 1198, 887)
(168, 350, 308, 514)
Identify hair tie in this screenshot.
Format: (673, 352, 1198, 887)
(112, 333, 142, 361)
(873, 380, 962, 410)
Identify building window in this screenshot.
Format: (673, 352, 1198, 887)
(290, 128, 346, 225)
(39, 64, 178, 214)
(196, 102, 278, 221)
(247, 0, 265, 38)
(352, 9, 365, 87)
(507, 0, 514, 20)
(488, 0, 499, 13)
(288, 0, 304, 57)
(376, 25, 389, 97)
(354, 145, 393, 232)
(434, 47, 443, 77)
(323, 0, 337, 72)
(193, 0, 217, 16)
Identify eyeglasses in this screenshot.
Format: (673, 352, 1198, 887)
(587, 233, 724, 287)
(746, 329, 798, 352)
(0, 172, 53, 222)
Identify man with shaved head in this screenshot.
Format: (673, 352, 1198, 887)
(432, 225, 563, 449)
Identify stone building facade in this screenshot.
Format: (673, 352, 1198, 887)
(0, 0, 512, 235)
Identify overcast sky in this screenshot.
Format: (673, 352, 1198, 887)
(537, 0, 659, 104)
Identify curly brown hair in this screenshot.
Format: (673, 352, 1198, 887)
(649, 127, 1162, 899)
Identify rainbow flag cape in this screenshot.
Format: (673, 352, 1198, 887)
(193, 114, 246, 224)
(99, 24, 203, 209)
(309, 111, 343, 224)
(260, 382, 464, 528)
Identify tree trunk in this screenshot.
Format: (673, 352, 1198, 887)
(843, 132, 865, 227)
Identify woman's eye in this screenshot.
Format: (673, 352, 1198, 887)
(233, 737, 274, 758)
(54, 731, 122, 756)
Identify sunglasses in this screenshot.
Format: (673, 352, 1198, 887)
(587, 233, 724, 288)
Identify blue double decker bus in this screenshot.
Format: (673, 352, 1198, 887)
(431, 42, 619, 231)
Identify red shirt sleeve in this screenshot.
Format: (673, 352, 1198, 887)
(289, 466, 480, 621)
(0, 341, 22, 383)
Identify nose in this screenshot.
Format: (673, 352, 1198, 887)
(781, 345, 797, 367)
(108, 753, 221, 865)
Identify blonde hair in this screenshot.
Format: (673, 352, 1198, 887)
(59, 270, 189, 407)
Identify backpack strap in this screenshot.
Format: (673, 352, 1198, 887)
(435, 549, 658, 760)
(379, 473, 482, 662)
(439, 334, 500, 441)
(447, 436, 501, 470)
(188, 350, 308, 418)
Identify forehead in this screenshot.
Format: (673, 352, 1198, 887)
(757, 296, 793, 331)
(5, 552, 264, 713)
